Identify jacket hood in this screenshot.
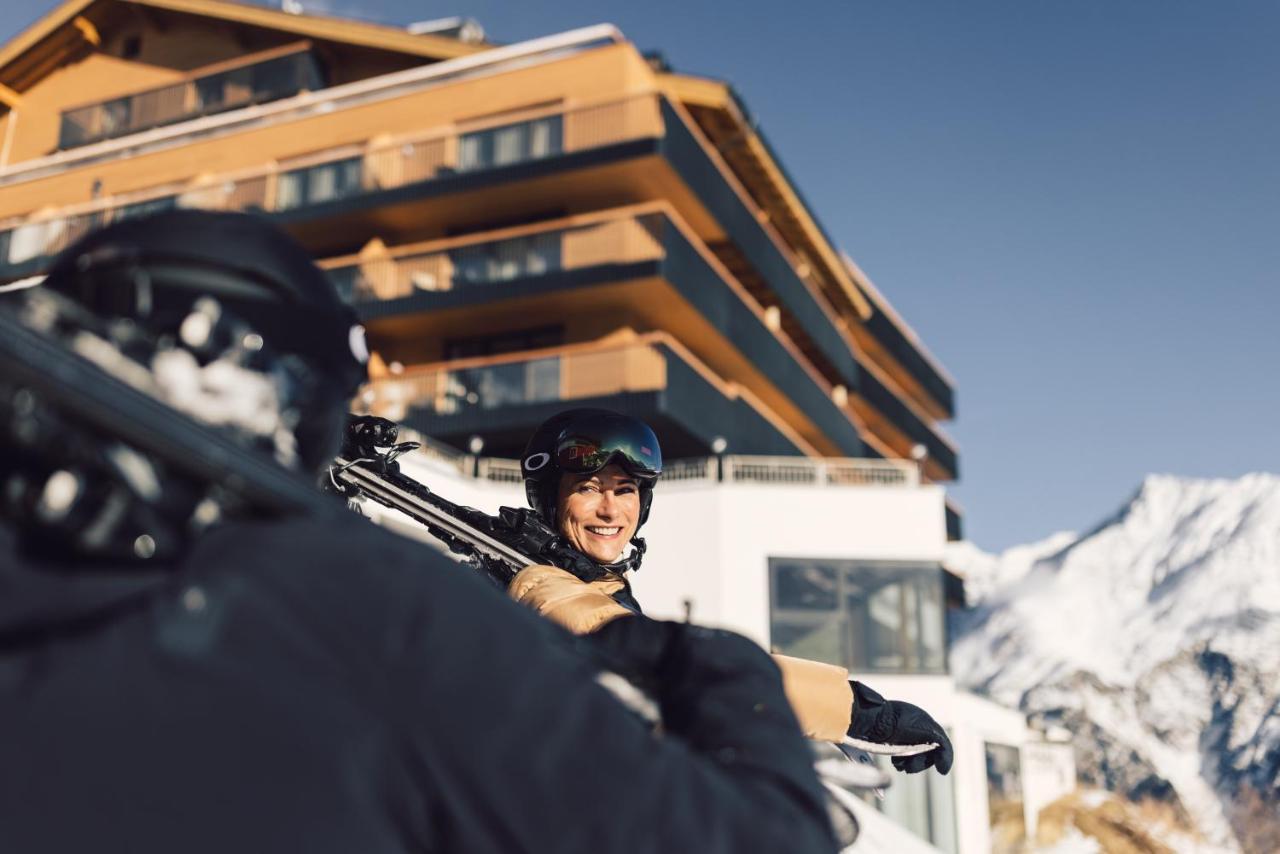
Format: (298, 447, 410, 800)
(0, 526, 168, 643)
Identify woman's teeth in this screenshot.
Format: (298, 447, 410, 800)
(586, 526, 621, 537)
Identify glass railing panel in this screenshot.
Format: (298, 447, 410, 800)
(451, 232, 562, 286)
(328, 213, 667, 304)
(57, 51, 324, 150)
(359, 341, 670, 422)
(369, 356, 563, 420)
(276, 157, 364, 211)
(458, 115, 563, 172)
(116, 195, 178, 222)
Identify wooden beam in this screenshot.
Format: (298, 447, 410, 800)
(0, 82, 24, 109)
(0, 0, 96, 80)
(72, 15, 101, 46)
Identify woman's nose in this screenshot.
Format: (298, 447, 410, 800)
(596, 493, 617, 519)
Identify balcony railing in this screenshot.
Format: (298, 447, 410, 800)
(58, 48, 325, 150)
(0, 94, 662, 272)
(325, 212, 666, 302)
(723, 456, 917, 487)
(357, 338, 670, 423)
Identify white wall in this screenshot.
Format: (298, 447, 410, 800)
(635, 479, 949, 641)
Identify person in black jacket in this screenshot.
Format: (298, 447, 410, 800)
(0, 211, 838, 854)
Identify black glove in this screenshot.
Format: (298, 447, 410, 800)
(847, 681, 953, 775)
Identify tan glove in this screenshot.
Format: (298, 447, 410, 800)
(508, 566, 853, 741)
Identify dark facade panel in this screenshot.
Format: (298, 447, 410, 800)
(707, 90, 956, 419)
(864, 309, 956, 418)
(660, 224, 865, 457)
(352, 260, 662, 320)
(858, 365, 958, 479)
(658, 100, 861, 395)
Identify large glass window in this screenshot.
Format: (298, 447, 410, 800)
(769, 559, 947, 674)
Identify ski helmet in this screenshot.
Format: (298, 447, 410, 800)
(521, 408, 663, 529)
(42, 209, 368, 473)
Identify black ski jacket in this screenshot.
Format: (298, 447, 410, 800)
(0, 513, 836, 854)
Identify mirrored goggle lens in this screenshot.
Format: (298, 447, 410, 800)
(554, 429, 662, 478)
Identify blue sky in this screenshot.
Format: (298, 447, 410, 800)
(4, 1, 1277, 550)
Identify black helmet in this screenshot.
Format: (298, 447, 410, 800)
(43, 210, 368, 473)
(521, 408, 663, 530)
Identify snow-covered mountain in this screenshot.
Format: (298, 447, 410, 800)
(948, 474, 1280, 853)
(946, 529, 1078, 606)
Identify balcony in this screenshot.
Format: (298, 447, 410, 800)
(355, 334, 807, 459)
(325, 207, 953, 475)
(0, 95, 661, 276)
(324, 206, 871, 458)
(325, 208, 965, 471)
(325, 212, 665, 305)
(58, 47, 326, 150)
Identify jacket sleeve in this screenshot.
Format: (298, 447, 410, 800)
(385, 550, 838, 854)
(509, 565, 853, 741)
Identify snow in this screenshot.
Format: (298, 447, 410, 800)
(944, 530, 1077, 606)
(1032, 827, 1101, 854)
(950, 474, 1280, 852)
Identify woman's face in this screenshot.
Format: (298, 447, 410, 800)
(556, 464, 641, 565)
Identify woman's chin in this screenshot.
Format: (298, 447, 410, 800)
(582, 545, 622, 564)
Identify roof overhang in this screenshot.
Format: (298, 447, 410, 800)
(0, 0, 486, 105)
(659, 70, 873, 322)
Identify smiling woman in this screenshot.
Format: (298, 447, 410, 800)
(519, 407, 663, 580)
(556, 465, 641, 564)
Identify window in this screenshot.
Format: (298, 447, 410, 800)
(986, 742, 1025, 854)
(458, 115, 563, 172)
(874, 751, 958, 853)
(769, 559, 947, 674)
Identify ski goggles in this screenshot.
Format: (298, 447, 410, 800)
(554, 414, 663, 480)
